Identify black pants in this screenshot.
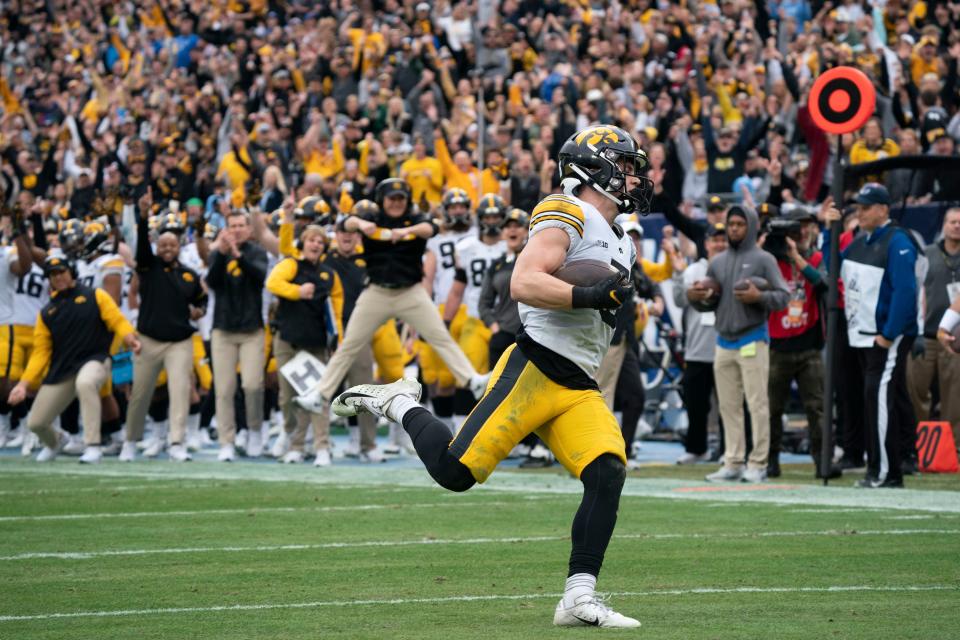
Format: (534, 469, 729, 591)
(837, 321, 866, 463)
(614, 344, 645, 459)
(682, 361, 715, 455)
(858, 337, 916, 483)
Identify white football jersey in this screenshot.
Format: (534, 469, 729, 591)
(454, 235, 505, 318)
(12, 261, 48, 326)
(426, 228, 473, 305)
(77, 253, 125, 291)
(0, 247, 20, 325)
(519, 193, 635, 377)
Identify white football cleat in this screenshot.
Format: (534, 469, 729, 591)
(741, 467, 767, 483)
(217, 444, 236, 462)
(705, 466, 743, 482)
(168, 444, 192, 462)
(79, 446, 102, 464)
(270, 431, 290, 458)
(314, 449, 331, 467)
(62, 435, 85, 456)
(359, 448, 385, 463)
(553, 596, 641, 628)
(676, 452, 710, 465)
(331, 378, 422, 419)
(118, 442, 137, 462)
(281, 450, 304, 464)
(245, 429, 263, 458)
(35, 432, 67, 463)
(19, 431, 39, 456)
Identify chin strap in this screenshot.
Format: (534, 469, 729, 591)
(568, 165, 626, 209)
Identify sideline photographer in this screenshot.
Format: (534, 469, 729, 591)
(762, 208, 840, 479)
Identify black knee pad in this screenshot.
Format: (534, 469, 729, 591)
(582, 454, 626, 495)
(431, 453, 476, 493)
(432, 394, 454, 418)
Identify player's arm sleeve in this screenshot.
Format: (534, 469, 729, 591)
(265, 258, 302, 301)
(279, 222, 301, 258)
(641, 257, 672, 282)
(21, 314, 52, 390)
(330, 271, 345, 343)
(881, 234, 919, 340)
(529, 196, 584, 248)
(95, 288, 135, 338)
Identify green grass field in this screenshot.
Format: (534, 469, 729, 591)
(1, 458, 958, 639)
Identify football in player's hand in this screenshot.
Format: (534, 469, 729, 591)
(695, 277, 722, 298)
(553, 259, 622, 287)
(734, 277, 770, 291)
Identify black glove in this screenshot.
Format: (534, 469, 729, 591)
(911, 338, 926, 359)
(571, 274, 633, 310)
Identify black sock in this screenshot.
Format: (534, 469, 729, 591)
(568, 454, 626, 577)
(402, 407, 475, 492)
(432, 394, 454, 419)
(453, 388, 476, 415)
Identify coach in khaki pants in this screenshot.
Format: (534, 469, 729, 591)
(302, 180, 484, 411)
(123, 190, 208, 462)
(205, 210, 269, 462)
(688, 206, 789, 483)
(8, 256, 141, 464)
(267, 224, 344, 466)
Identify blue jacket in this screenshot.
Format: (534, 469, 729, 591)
(826, 222, 919, 346)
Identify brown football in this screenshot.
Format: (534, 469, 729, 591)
(553, 259, 621, 287)
(734, 277, 771, 291)
(696, 277, 722, 299)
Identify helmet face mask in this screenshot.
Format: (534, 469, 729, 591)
(559, 125, 654, 214)
(441, 189, 472, 228)
(476, 194, 506, 238)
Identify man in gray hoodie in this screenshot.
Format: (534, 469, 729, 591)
(689, 205, 790, 482)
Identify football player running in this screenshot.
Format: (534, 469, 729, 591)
(331, 125, 651, 628)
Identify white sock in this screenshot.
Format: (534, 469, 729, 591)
(186, 413, 200, 436)
(348, 425, 361, 450)
(563, 573, 597, 608)
(385, 395, 421, 425)
(0, 413, 10, 439)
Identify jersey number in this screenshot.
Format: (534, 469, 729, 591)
(80, 275, 95, 288)
(469, 259, 488, 287)
(439, 242, 456, 269)
(16, 272, 45, 298)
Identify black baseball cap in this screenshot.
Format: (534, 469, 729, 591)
(854, 182, 891, 206)
(706, 222, 726, 237)
(787, 207, 817, 222)
(707, 195, 725, 211)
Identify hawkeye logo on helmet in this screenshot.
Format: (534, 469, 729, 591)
(574, 126, 620, 147)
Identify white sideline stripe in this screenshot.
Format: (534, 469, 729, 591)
(0, 585, 954, 622)
(0, 499, 545, 522)
(2, 528, 957, 561)
(0, 483, 213, 496)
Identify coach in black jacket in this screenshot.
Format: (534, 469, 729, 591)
(205, 209, 269, 462)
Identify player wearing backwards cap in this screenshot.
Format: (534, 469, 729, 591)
(328, 125, 654, 628)
(823, 183, 921, 488)
(297, 178, 487, 414)
(420, 188, 475, 428)
(8, 255, 141, 463)
(442, 193, 507, 425)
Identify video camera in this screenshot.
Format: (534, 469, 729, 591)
(762, 218, 802, 262)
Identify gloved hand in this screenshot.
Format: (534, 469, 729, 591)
(911, 338, 926, 359)
(572, 274, 634, 310)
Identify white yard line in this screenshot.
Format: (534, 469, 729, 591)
(2, 460, 960, 512)
(0, 499, 550, 523)
(0, 584, 954, 622)
(1, 528, 956, 561)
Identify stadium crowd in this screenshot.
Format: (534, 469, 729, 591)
(0, 0, 958, 487)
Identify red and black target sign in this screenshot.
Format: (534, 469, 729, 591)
(808, 66, 876, 135)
